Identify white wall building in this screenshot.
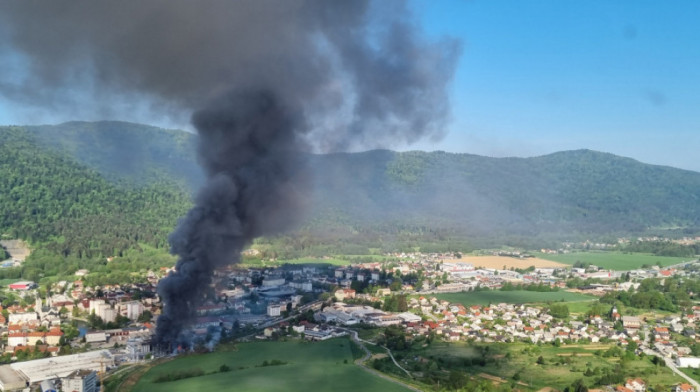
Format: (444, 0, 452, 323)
(119, 301, 143, 320)
(677, 357, 700, 368)
(262, 277, 286, 287)
(61, 370, 97, 392)
(88, 299, 105, 316)
(85, 331, 107, 344)
(267, 304, 281, 317)
(8, 312, 38, 324)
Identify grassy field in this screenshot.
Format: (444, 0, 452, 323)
(680, 368, 700, 383)
(563, 300, 603, 315)
(241, 257, 354, 267)
(133, 339, 412, 392)
(535, 251, 692, 270)
(409, 342, 684, 391)
(0, 278, 20, 287)
(431, 290, 597, 306)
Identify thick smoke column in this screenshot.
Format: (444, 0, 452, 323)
(156, 91, 307, 344)
(0, 1, 461, 345)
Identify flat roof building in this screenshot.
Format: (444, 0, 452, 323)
(0, 350, 113, 388)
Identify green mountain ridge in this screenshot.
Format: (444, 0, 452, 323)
(0, 126, 191, 259)
(1, 121, 699, 260)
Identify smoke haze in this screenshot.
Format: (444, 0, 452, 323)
(0, 0, 460, 345)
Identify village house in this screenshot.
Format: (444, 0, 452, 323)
(624, 378, 646, 392)
(334, 289, 356, 301)
(622, 316, 642, 329)
(675, 384, 696, 392)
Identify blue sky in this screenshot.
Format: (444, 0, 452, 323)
(411, 0, 700, 171)
(1, 1, 698, 172)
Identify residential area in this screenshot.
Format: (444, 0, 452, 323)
(0, 249, 699, 391)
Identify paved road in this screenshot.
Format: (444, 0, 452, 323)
(640, 337, 700, 391)
(663, 357, 700, 390)
(342, 328, 423, 392)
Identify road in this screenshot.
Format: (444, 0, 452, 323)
(639, 325, 700, 390)
(640, 345, 700, 389)
(341, 328, 423, 392)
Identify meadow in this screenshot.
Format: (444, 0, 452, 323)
(431, 290, 597, 306)
(241, 257, 352, 267)
(132, 339, 412, 392)
(242, 254, 397, 267)
(535, 251, 691, 270)
(409, 342, 684, 391)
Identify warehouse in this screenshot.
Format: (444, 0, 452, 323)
(0, 350, 113, 390)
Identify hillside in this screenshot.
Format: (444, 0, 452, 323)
(2, 121, 700, 259)
(0, 126, 191, 260)
(26, 121, 203, 188)
(308, 149, 700, 235)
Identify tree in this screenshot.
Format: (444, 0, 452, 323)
(536, 356, 545, 365)
(138, 310, 153, 323)
(549, 304, 569, 319)
(572, 379, 588, 392)
(396, 295, 408, 312)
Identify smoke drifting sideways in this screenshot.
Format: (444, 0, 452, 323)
(0, 0, 460, 347)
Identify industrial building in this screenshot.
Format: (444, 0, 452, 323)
(0, 350, 113, 391)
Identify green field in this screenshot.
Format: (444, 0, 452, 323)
(563, 300, 604, 315)
(680, 368, 700, 384)
(409, 342, 684, 390)
(242, 257, 353, 267)
(432, 290, 597, 306)
(133, 339, 411, 392)
(536, 251, 692, 270)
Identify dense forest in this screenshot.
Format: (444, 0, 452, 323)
(1, 121, 699, 271)
(0, 126, 191, 260)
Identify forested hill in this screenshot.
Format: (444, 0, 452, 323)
(26, 121, 203, 189)
(2, 121, 700, 260)
(0, 126, 191, 259)
(307, 150, 700, 242)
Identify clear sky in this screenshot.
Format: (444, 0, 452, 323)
(410, 0, 700, 172)
(1, 1, 698, 172)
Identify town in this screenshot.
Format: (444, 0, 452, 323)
(0, 245, 699, 392)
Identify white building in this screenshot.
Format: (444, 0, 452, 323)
(61, 370, 97, 392)
(85, 331, 107, 344)
(119, 301, 144, 320)
(267, 304, 281, 317)
(397, 312, 422, 323)
(90, 300, 116, 323)
(100, 306, 116, 323)
(88, 299, 105, 315)
(262, 277, 286, 287)
(677, 357, 700, 368)
(441, 262, 475, 272)
(8, 312, 38, 324)
(126, 338, 151, 362)
(7, 350, 113, 384)
(289, 281, 312, 292)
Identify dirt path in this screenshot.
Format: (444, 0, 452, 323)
(478, 372, 529, 387)
(343, 328, 424, 392)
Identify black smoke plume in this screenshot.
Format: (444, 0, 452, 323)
(156, 91, 308, 345)
(0, 1, 460, 345)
